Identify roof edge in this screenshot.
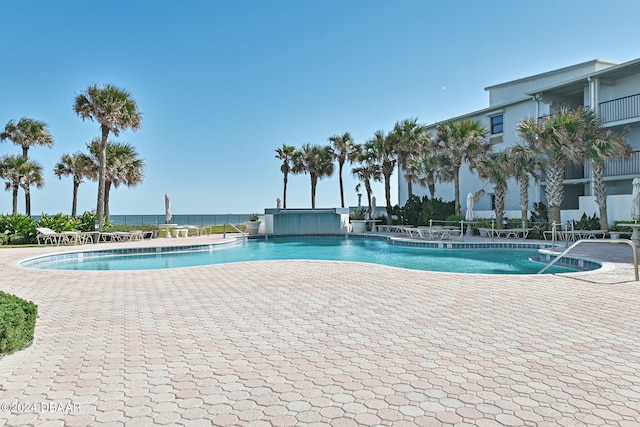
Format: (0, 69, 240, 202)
(484, 58, 620, 91)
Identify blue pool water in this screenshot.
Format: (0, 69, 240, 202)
(24, 237, 584, 274)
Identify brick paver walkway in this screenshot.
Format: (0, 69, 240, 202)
(0, 235, 639, 426)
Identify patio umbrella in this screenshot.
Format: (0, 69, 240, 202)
(465, 192, 475, 221)
(370, 197, 376, 220)
(165, 194, 172, 223)
(632, 178, 640, 221)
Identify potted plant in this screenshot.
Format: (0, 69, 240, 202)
(350, 208, 368, 233)
(245, 213, 261, 234)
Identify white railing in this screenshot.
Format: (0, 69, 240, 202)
(538, 238, 638, 281)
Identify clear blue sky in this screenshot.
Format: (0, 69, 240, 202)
(2, 0, 640, 215)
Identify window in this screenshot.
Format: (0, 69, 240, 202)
(490, 115, 503, 134)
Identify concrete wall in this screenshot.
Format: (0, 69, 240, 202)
(487, 60, 616, 106)
(264, 208, 350, 235)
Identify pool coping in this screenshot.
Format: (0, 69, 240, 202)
(17, 233, 603, 273)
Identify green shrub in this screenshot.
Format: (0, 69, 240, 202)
(445, 214, 465, 224)
(0, 214, 37, 244)
(611, 221, 633, 233)
(76, 211, 98, 232)
(350, 208, 367, 220)
(530, 202, 548, 224)
(104, 223, 158, 232)
(0, 291, 38, 355)
(573, 212, 600, 230)
(392, 195, 455, 225)
(37, 213, 82, 232)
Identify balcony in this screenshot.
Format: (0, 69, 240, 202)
(599, 94, 640, 125)
(542, 151, 640, 182)
(598, 150, 640, 177)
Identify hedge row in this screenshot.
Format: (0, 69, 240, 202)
(0, 291, 38, 355)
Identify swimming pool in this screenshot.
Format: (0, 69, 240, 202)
(22, 236, 591, 274)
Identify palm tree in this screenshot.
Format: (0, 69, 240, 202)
(364, 130, 396, 224)
(408, 153, 451, 199)
(579, 108, 631, 231)
(1, 117, 54, 212)
(509, 143, 543, 228)
(351, 148, 381, 217)
(1, 117, 54, 157)
(433, 119, 489, 216)
(73, 84, 142, 230)
(329, 132, 360, 208)
(517, 108, 584, 226)
(0, 155, 44, 214)
(54, 152, 93, 217)
(274, 144, 296, 209)
(292, 144, 335, 208)
(85, 139, 145, 223)
(475, 150, 511, 227)
(20, 163, 45, 216)
(392, 118, 428, 198)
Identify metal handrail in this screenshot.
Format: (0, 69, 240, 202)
(223, 223, 248, 239)
(537, 238, 639, 281)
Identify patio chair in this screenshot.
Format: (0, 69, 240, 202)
(36, 227, 64, 245)
(128, 230, 144, 241)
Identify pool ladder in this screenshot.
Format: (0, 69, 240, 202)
(538, 238, 639, 281)
(223, 223, 248, 240)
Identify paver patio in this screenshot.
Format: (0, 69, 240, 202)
(0, 235, 639, 426)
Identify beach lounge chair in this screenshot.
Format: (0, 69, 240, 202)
(36, 227, 63, 245)
(128, 230, 144, 241)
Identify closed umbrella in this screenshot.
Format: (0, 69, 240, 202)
(370, 197, 376, 220)
(165, 194, 172, 223)
(632, 178, 640, 221)
(465, 193, 475, 221)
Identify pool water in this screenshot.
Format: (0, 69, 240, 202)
(26, 237, 582, 274)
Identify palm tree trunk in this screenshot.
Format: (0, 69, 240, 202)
(519, 176, 529, 228)
(283, 172, 288, 209)
(104, 181, 112, 224)
(495, 183, 506, 227)
(338, 162, 345, 208)
(592, 160, 609, 231)
(310, 175, 317, 209)
(12, 184, 18, 214)
(407, 180, 413, 198)
(384, 172, 392, 225)
(453, 166, 461, 216)
(365, 179, 373, 214)
(72, 180, 80, 217)
(545, 160, 565, 226)
(24, 187, 31, 216)
(96, 126, 109, 230)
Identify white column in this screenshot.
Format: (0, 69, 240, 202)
(588, 76, 600, 115)
(587, 77, 600, 196)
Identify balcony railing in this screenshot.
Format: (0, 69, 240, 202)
(542, 151, 640, 182)
(564, 162, 585, 180)
(599, 150, 640, 177)
(599, 93, 640, 124)
(537, 94, 640, 125)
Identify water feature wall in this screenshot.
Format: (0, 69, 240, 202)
(264, 208, 350, 235)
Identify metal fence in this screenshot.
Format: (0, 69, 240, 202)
(109, 214, 251, 227)
(599, 93, 640, 124)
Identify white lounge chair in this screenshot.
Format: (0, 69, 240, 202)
(35, 227, 62, 245)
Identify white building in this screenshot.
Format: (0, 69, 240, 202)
(399, 57, 640, 225)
